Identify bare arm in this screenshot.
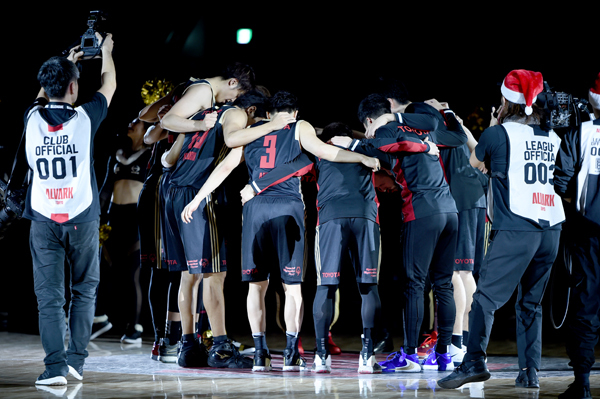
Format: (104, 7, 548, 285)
(469, 148, 486, 172)
(181, 147, 244, 223)
(144, 105, 172, 145)
(160, 84, 214, 133)
(96, 33, 116, 106)
(161, 133, 184, 168)
(138, 83, 184, 122)
(224, 112, 296, 148)
(298, 121, 380, 171)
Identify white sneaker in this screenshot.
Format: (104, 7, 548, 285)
(35, 371, 67, 386)
(311, 352, 331, 373)
(449, 343, 466, 366)
(358, 352, 382, 374)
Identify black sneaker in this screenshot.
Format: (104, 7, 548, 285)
(90, 319, 112, 340)
(207, 340, 253, 368)
(177, 340, 208, 368)
(373, 332, 394, 354)
(120, 324, 143, 344)
(35, 370, 67, 386)
(437, 359, 490, 389)
(515, 367, 539, 388)
(252, 349, 272, 372)
(559, 382, 592, 399)
(283, 347, 307, 372)
(158, 338, 179, 363)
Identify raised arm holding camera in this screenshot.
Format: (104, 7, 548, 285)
(25, 32, 115, 386)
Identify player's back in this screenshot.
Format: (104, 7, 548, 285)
(244, 120, 303, 199)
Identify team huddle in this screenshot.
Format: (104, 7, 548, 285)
(24, 37, 599, 397)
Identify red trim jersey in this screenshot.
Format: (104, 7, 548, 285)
(349, 109, 467, 222)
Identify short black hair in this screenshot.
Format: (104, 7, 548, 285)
(319, 122, 353, 143)
(37, 56, 80, 98)
(267, 91, 298, 114)
(221, 62, 256, 93)
(375, 77, 410, 105)
(233, 89, 268, 118)
(357, 93, 391, 125)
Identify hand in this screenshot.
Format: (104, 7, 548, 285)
(157, 104, 172, 121)
(269, 112, 296, 130)
(181, 196, 202, 224)
(66, 45, 84, 64)
(100, 32, 114, 53)
(203, 112, 218, 131)
(240, 184, 256, 205)
(424, 137, 439, 156)
(329, 136, 352, 148)
(365, 114, 394, 138)
(361, 156, 380, 172)
(476, 163, 488, 174)
(490, 106, 500, 127)
(424, 98, 447, 111)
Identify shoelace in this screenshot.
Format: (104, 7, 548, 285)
(419, 332, 437, 349)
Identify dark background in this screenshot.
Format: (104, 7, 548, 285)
(0, 4, 596, 345)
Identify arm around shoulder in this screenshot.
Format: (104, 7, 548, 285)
(96, 33, 116, 106)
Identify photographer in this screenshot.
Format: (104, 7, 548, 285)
(553, 73, 600, 399)
(25, 32, 115, 386)
(438, 69, 565, 390)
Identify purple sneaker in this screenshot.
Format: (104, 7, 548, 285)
(422, 348, 452, 371)
(378, 348, 421, 373)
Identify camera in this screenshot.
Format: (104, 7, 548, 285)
(0, 179, 26, 241)
(79, 10, 108, 60)
(537, 82, 592, 130)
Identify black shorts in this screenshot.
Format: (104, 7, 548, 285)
(241, 196, 306, 284)
(138, 175, 161, 268)
(454, 208, 486, 271)
(315, 217, 380, 285)
(159, 172, 180, 271)
(165, 186, 227, 274)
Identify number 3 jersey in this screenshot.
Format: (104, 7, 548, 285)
(23, 94, 107, 224)
(244, 119, 304, 200)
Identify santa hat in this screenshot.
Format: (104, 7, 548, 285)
(501, 69, 544, 115)
(589, 72, 600, 110)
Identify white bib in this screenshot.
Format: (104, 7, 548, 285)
(25, 105, 93, 223)
(576, 120, 600, 214)
(505, 122, 565, 226)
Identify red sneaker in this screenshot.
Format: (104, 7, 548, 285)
(328, 331, 341, 355)
(151, 340, 160, 361)
(417, 331, 437, 358)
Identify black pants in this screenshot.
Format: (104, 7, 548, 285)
(565, 227, 600, 374)
(31, 219, 100, 376)
(465, 229, 560, 369)
(402, 213, 458, 349)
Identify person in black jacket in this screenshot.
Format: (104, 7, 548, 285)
(553, 73, 600, 399)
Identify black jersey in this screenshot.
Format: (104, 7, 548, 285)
(408, 103, 486, 212)
(313, 157, 378, 225)
(169, 105, 234, 190)
(244, 120, 304, 200)
(350, 108, 466, 222)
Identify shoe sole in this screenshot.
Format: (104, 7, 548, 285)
(358, 367, 382, 374)
(311, 367, 330, 373)
(159, 355, 178, 363)
(35, 376, 68, 386)
(121, 337, 142, 344)
(67, 366, 83, 381)
(515, 382, 539, 388)
(90, 322, 113, 340)
(438, 371, 491, 389)
(252, 366, 272, 372)
(283, 365, 304, 372)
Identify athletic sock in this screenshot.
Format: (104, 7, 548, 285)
(462, 330, 469, 346)
(213, 334, 227, 346)
(436, 344, 448, 354)
(362, 328, 373, 355)
(252, 332, 268, 352)
(286, 332, 299, 351)
(165, 320, 182, 344)
(181, 333, 196, 348)
(451, 334, 463, 348)
(405, 347, 416, 355)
